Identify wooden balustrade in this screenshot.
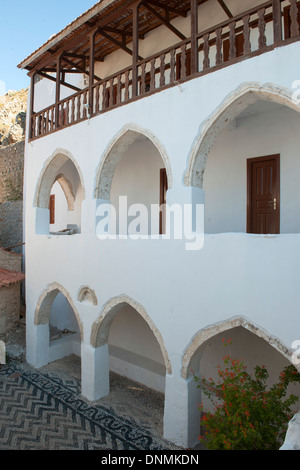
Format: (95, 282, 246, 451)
(30, 0, 300, 141)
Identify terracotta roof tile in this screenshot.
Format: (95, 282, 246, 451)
(0, 268, 25, 288)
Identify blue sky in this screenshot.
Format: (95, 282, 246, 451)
(0, 0, 98, 94)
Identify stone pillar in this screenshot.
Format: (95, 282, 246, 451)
(163, 374, 202, 448)
(81, 342, 110, 402)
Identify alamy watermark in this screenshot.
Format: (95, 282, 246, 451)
(96, 196, 205, 251)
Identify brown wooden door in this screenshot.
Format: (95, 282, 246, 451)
(159, 168, 168, 235)
(49, 194, 55, 225)
(247, 155, 280, 234)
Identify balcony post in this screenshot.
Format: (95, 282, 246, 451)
(272, 0, 282, 43)
(131, 3, 140, 98)
(55, 53, 62, 128)
(88, 29, 97, 116)
(190, 0, 199, 75)
(28, 72, 36, 140)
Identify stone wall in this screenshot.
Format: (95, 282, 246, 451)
(0, 140, 24, 254)
(0, 140, 24, 204)
(0, 201, 23, 254)
(0, 284, 21, 337)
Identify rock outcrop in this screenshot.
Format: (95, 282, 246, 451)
(0, 89, 28, 147)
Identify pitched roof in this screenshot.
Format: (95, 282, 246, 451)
(18, 0, 208, 72)
(0, 268, 25, 289)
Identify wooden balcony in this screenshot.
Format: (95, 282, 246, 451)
(28, 0, 300, 141)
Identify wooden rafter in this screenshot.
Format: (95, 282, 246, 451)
(97, 28, 144, 60)
(217, 0, 233, 18)
(102, 26, 145, 40)
(61, 56, 102, 81)
(36, 71, 81, 92)
(142, 2, 186, 40)
(144, 0, 187, 18)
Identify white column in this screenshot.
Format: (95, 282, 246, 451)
(26, 322, 49, 368)
(163, 374, 202, 448)
(81, 342, 110, 401)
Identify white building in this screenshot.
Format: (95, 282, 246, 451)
(19, 0, 300, 448)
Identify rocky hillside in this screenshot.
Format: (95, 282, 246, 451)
(0, 89, 28, 147)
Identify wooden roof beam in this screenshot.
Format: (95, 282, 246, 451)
(142, 2, 186, 40)
(97, 28, 144, 60)
(36, 71, 81, 92)
(102, 26, 145, 40)
(144, 0, 187, 18)
(217, 0, 233, 18)
(61, 56, 102, 81)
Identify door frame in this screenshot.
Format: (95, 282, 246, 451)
(247, 154, 280, 234)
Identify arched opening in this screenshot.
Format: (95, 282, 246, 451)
(34, 149, 85, 235)
(35, 283, 83, 368)
(186, 83, 300, 234)
(182, 318, 300, 446)
(95, 126, 172, 237)
(90, 295, 171, 432)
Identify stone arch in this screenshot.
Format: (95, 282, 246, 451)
(90, 294, 172, 375)
(78, 286, 98, 306)
(184, 82, 300, 189)
(182, 316, 294, 379)
(94, 123, 173, 200)
(34, 148, 85, 209)
(34, 282, 83, 340)
(54, 174, 75, 211)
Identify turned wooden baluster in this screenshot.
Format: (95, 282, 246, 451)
(289, 0, 299, 38)
(150, 58, 156, 91)
(203, 33, 210, 69)
(109, 78, 114, 107)
(77, 94, 81, 121)
(229, 22, 236, 59)
(125, 70, 129, 101)
(117, 75, 122, 104)
(102, 82, 107, 109)
(243, 15, 251, 55)
(170, 49, 176, 84)
(258, 8, 267, 49)
(141, 63, 146, 94)
(215, 28, 222, 65)
(180, 44, 187, 79)
(160, 53, 166, 87)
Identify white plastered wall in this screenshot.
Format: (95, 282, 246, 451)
(24, 37, 300, 448)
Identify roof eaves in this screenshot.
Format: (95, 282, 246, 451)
(17, 0, 113, 70)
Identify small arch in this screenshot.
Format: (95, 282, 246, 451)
(94, 123, 173, 200)
(78, 286, 98, 306)
(34, 282, 83, 340)
(182, 316, 294, 380)
(184, 82, 300, 189)
(90, 294, 172, 375)
(34, 148, 85, 209)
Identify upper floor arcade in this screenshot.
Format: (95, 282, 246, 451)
(18, 0, 300, 142)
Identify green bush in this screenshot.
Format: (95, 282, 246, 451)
(193, 339, 300, 450)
